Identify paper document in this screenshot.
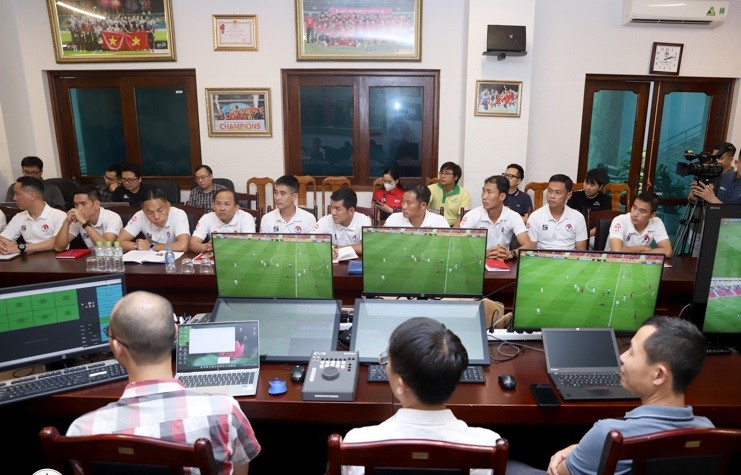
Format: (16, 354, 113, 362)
(332, 246, 358, 263)
(123, 250, 184, 264)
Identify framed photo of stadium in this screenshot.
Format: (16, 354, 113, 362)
(46, 0, 176, 63)
(205, 88, 272, 137)
(474, 80, 523, 118)
(295, 0, 422, 61)
(212, 14, 258, 51)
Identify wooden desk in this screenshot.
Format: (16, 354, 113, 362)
(0, 253, 698, 315)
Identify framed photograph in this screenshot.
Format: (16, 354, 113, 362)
(474, 80, 523, 117)
(649, 42, 683, 75)
(206, 88, 272, 137)
(213, 14, 258, 51)
(46, 0, 176, 63)
(295, 0, 422, 61)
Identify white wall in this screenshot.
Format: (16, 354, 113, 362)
(0, 0, 739, 208)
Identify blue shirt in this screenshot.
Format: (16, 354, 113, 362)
(715, 170, 741, 204)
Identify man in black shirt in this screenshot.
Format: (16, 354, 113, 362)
(111, 163, 152, 207)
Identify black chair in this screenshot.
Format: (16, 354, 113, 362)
(178, 205, 207, 235)
(595, 217, 615, 251)
(189, 177, 235, 191)
(45, 178, 79, 204)
(242, 207, 262, 231)
(146, 179, 181, 204)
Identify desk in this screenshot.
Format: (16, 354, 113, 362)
(0, 253, 697, 315)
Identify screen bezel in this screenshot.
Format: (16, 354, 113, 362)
(210, 297, 341, 362)
(512, 249, 665, 334)
(212, 232, 334, 299)
(0, 274, 127, 372)
(361, 226, 487, 299)
(349, 298, 490, 365)
(690, 204, 741, 347)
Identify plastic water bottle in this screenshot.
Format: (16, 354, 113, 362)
(164, 247, 176, 273)
(104, 241, 113, 272)
(94, 241, 105, 272)
(112, 241, 124, 272)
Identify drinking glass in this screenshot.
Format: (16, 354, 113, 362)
(181, 258, 195, 274)
(199, 260, 214, 274)
(85, 256, 98, 272)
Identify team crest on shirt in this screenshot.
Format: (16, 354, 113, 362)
(131, 215, 138, 223)
(295, 226, 302, 233)
(42, 224, 49, 232)
(565, 224, 573, 231)
(642, 235, 651, 244)
(351, 235, 358, 243)
(460, 216, 468, 225)
(614, 223, 621, 231)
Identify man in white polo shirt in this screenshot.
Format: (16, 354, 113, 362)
(526, 174, 588, 250)
(310, 187, 371, 257)
(118, 188, 191, 252)
(0, 176, 67, 255)
(259, 175, 317, 233)
(384, 184, 450, 228)
(606, 191, 672, 257)
(460, 175, 533, 261)
(189, 189, 256, 253)
(54, 185, 123, 251)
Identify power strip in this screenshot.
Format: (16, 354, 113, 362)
(488, 328, 542, 341)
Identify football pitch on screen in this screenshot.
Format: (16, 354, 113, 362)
(705, 220, 741, 333)
(214, 240, 332, 298)
(362, 232, 485, 296)
(515, 257, 663, 331)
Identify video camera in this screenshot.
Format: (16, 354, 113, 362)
(675, 149, 725, 185)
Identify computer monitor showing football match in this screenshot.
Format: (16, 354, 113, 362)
(350, 299, 490, 365)
(690, 204, 741, 347)
(512, 250, 665, 333)
(212, 233, 334, 299)
(211, 298, 341, 362)
(0, 274, 126, 372)
(361, 227, 487, 298)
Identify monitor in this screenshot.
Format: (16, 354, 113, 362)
(512, 250, 665, 333)
(350, 299, 490, 365)
(361, 227, 487, 298)
(0, 274, 126, 372)
(210, 298, 341, 362)
(212, 233, 334, 299)
(690, 204, 741, 347)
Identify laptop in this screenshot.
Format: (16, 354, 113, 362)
(175, 320, 260, 397)
(542, 327, 638, 401)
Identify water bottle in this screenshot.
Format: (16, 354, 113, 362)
(94, 241, 105, 272)
(164, 247, 176, 273)
(112, 241, 124, 272)
(104, 241, 113, 272)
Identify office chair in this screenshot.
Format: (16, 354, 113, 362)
(327, 434, 509, 475)
(39, 426, 219, 475)
(597, 427, 741, 475)
(146, 179, 181, 204)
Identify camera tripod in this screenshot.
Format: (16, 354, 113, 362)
(673, 196, 705, 257)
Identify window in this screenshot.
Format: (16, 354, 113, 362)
(48, 69, 202, 187)
(282, 69, 439, 187)
(578, 74, 733, 239)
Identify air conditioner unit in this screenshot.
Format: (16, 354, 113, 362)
(623, 0, 729, 27)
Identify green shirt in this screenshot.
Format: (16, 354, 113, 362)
(428, 183, 471, 226)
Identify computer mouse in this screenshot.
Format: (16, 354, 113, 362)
(267, 378, 287, 395)
(290, 365, 306, 383)
(498, 374, 516, 390)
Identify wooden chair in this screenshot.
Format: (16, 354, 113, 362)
(604, 183, 632, 211)
(326, 433, 509, 475)
(39, 425, 219, 475)
(294, 175, 317, 208)
(242, 207, 262, 231)
(321, 176, 351, 216)
(235, 192, 259, 210)
(524, 181, 548, 209)
(426, 177, 439, 186)
(597, 428, 741, 475)
(372, 177, 384, 190)
(246, 177, 275, 211)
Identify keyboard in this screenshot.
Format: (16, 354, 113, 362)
(0, 359, 127, 405)
(178, 371, 256, 388)
(367, 364, 485, 383)
(488, 328, 542, 341)
(554, 372, 621, 388)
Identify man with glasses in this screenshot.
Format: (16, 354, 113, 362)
(428, 162, 470, 226)
(111, 163, 152, 207)
(342, 317, 502, 475)
(526, 174, 588, 251)
(96, 163, 122, 203)
(502, 163, 533, 220)
(4, 156, 65, 209)
(67, 291, 261, 475)
(186, 164, 228, 211)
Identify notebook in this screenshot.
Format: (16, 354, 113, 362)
(542, 327, 638, 401)
(175, 320, 260, 397)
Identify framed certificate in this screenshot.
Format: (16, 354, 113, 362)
(649, 42, 683, 75)
(213, 15, 258, 51)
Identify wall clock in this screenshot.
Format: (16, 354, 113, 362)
(650, 42, 683, 75)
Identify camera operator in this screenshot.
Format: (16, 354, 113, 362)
(690, 142, 740, 205)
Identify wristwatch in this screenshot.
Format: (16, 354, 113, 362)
(82, 220, 93, 229)
(510, 250, 517, 260)
(18, 243, 26, 255)
(149, 242, 155, 250)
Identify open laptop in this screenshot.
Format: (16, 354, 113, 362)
(175, 320, 260, 397)
(542, 327, 638, 401)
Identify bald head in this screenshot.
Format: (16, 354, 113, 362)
(110, 291, 175, 364)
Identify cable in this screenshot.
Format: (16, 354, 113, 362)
(476, 281, 516, 301)
(677, 303, 692, 320)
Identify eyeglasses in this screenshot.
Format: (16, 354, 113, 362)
(194, 174, 211, 181)
(122, 177, 140, 183)
(438, 171, 454, 176)
(22, 169, 42, 177)
(502, 173, 520, 180)
(104, 325, 129, 348)
(104, 175, 119, 182)
(378, 350, 389, 366)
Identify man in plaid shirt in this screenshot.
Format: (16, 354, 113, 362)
(66, 291, 261, 475)
(187, 165, 228, 211)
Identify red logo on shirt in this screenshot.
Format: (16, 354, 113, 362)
(131, 216, 138, 223)
(42, 224, 49, 232)
(614, 223, 621, 231)
(295, 226, 302, 233)
(566, 224, 573, 231)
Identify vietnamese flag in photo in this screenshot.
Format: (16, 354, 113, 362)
(125, 31, 150, 50)
(100, 31, 125, 50)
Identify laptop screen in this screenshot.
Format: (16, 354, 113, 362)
(211, 298, 340, 362)
(543, 328, 620, 370)
(176, 321, 260, 373)
(212, 233, 334, 299)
